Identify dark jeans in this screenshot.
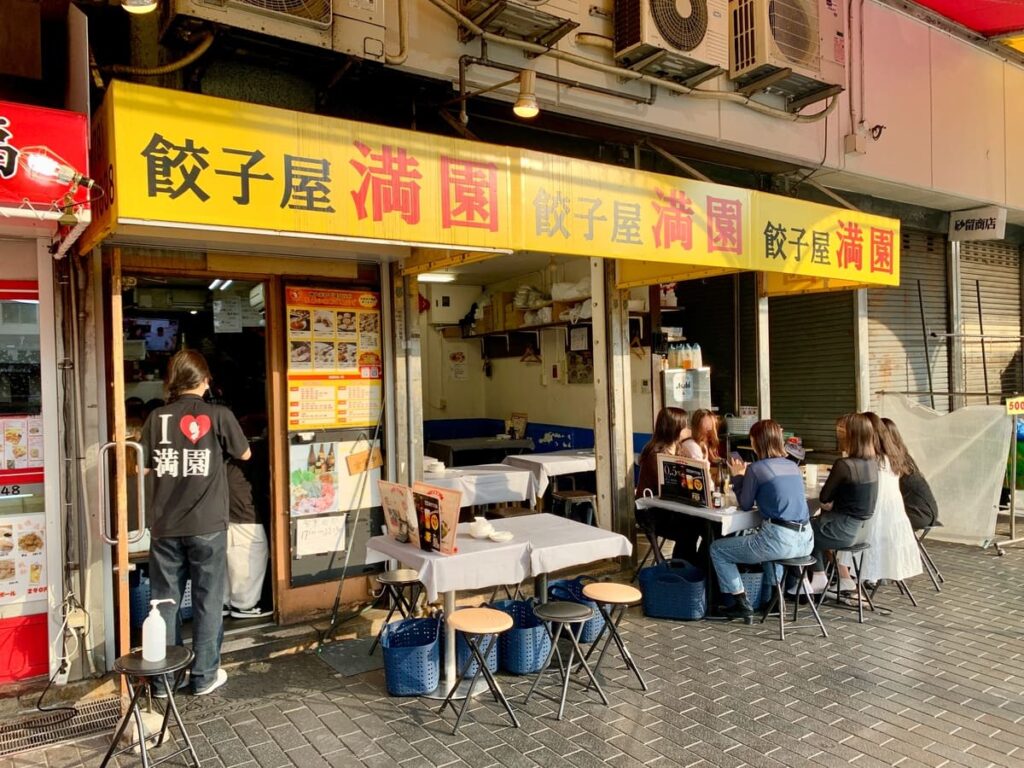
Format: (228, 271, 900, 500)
(150, 531, 227, 693)
(811, 512, 866, 572)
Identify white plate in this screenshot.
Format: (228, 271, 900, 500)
(470, 529, 495, 539)
(488, 530, 514, 543)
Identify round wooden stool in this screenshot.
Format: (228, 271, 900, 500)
(761, 555, 828, 640)
(525, 601, 609, 720)
(370, 568, 423, 655)
(581, 582, 647, 692)
(99, 646, 199, 768)
(439, 607, 518, 734)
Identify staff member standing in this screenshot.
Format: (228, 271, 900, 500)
(141, 350, 250, 696)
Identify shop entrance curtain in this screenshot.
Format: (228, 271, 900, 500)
(879, 395, 1009, 546)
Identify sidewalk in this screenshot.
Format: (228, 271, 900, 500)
(5, 537, 1024, 768)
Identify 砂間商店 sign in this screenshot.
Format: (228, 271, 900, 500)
(285, 287, 382, 430)
(949, 206, 1007, 242)
(86, 81, 900, 288)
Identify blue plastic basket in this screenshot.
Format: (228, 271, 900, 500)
(492, 599, 551, 675)
(381, 617, 441, 696)
(639, 559, 707, 620)
(547, 578, 605, 643)
(740, 568, 766, 609)
(455, 629, 500, 678)
(129, 574, 194, 626)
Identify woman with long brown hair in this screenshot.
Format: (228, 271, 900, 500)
(810, 413, 879, 578)
(882, 417, 938, 530)
(678, 409, 720, 465)
(635, 407, 689, 498)
(710, 419, 813, 620)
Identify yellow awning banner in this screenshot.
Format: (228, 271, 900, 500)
(83, 81, 900, 291)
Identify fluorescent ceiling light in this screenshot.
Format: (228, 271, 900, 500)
(220, 279, 233, 290)
(208, 279, 222, 290)
(123, 0, 158, 13)
(417, 272, 457, 283)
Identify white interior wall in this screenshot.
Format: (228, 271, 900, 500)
(398, 0, 1024, 220)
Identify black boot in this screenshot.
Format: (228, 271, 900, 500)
(722, 592, 753, 621)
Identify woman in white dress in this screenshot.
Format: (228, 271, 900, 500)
(840, 412, 922, 585)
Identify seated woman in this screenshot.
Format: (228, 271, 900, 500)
(837, 413, 922, 588)
(882, 417, 939, 531)
(635, 408, 696, 559)
(710, 419, 813, 620)
(811, 413, 878, 580)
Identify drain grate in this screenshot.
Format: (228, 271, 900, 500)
(0, 695, 121, 758)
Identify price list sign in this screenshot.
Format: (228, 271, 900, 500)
(286, 287, 383, 429)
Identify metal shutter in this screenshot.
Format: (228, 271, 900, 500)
(769, 291, 856, 453)
(960, 241, 1022, 405)
(867, 230, 950, 412)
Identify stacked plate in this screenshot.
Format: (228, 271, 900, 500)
(423, 457, 445, 474)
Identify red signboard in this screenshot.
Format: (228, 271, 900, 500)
(0, 101, 90, 211)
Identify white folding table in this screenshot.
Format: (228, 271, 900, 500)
(366, 513, 631, 696)
(502, 449, 597, 499)
(421, 464, 539, 508)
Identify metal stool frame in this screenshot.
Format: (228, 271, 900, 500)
(99, 649, 200, 768)
(438, 631, 519, 734)
(524, 605, 609, 720)
(917, 527, 944, 592)
(368, 573, 422, 655)
(583, 602, 647, 692)
(761, 558, 828, 641)
(816, 545, 876, 624)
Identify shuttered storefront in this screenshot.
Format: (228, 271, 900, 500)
(867, 230, 950, 412)
(769, 291, 856, 454)
(960, 241, 1022, 405)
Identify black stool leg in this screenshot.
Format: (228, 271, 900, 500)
(560, 622, 609, 719)
(586, 604, 647, 692)
(99, 677, 149, 768)
(525, 621, 564, 705)
(474, 635, 519, 728)
(161, 673, 201, 767)
(797, 567, 828, 639)
(896, 579, 918, 607)
(449, 635, 491, 735)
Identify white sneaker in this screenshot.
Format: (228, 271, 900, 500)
(194, 669, 227, 696)
(230, 605, 272, 620)
(808, 572, 829, 594)
(152, 673, 189, 699)
(839, 577, 858, 593)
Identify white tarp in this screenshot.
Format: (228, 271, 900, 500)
(879, 395, 1010, 546)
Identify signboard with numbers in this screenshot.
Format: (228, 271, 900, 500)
(285, 287, 382, 430)
(83, 81, 901, 292)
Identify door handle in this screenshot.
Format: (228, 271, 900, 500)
(98, 441, 148, 546)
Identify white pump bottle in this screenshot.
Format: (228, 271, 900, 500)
(142, 598, 176, 662)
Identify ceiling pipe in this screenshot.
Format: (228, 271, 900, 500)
(423, 0, 839, 124)
(105, 32, 215, 76)
(644, 140, 713, 183)
(385, 0, 409, 65)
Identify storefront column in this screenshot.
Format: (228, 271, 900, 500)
(590, 259, 613, 530)
(603, 261, 635, 540)
(854, 290, 871, 411)
(391, 265, 423, 484)
(948, 241, 965, 410)
(756, 277, 771, 418)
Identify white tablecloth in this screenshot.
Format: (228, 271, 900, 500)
(365, 514, 631, 602)
(502, 450, 597, 498)
(422, 464, 538, 508)
(634, 496, 763, 536)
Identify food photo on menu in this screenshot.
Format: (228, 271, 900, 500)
(359, 313, 379, 334)
(337, 311, 357, 335)
(338, 343, 358, 368)
(0, 524, 12, 554)
(289, 309, 311, 334)
(314, 341, 336, 366)
(313, 309, 335, 334)
(290, 341, 312, 366)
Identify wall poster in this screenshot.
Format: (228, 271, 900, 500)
(0, 513, 47, 604)
(286, 286, 383, 430)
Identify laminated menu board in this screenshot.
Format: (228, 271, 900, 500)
(0, 513, 47, 605)
(378, 480, 418, 543)
(286, 286, 383, 430)
(657, 454, 713, 508)
(412, 482, 461, 555)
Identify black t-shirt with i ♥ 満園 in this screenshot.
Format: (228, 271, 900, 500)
(140, 395, 249, 538)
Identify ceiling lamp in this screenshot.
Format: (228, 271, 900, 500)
(122, 0, 158, 14)
(417, 272, 457, 283)
(513, 71, 539, 119)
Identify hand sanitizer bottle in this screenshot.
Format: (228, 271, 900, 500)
(142, 598, 176, 662)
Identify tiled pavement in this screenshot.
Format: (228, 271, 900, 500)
(5, 538, 1024, 768)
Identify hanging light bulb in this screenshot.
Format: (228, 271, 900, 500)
(122, 0, 158, 14)
(18, 146, 94, 189)
(513, 70, 540, 119)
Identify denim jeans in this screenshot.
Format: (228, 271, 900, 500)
(149, 531, 227, 693)
(710, 521, 814, 595)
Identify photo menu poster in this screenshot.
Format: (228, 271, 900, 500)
(0, 513, 47, 605)
(286, 286, 383, 430)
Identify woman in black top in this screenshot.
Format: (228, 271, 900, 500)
(811, 413, 879, 574)
(882, 417, 939, 530)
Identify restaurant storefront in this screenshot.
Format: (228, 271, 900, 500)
(0, 100, 90, 683)
(77, 80, 902, 674)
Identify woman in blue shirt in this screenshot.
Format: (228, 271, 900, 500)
(709, 419, 813, 620)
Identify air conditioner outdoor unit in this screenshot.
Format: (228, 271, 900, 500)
(614, 0, 729, 87)
(166, 0, 386, 62)
(728, 0, 845, 109)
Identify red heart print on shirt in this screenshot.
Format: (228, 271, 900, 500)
(179, 415, 212, 445)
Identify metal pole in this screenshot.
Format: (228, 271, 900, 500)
(917, 280, 935, 410)
(977, 280, 990, 405)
